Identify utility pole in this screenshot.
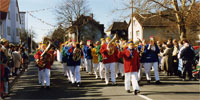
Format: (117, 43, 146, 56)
(131, 0, 134, 40)
(31, 26, 33, 53)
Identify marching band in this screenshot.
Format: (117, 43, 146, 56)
(33, 35, 197, 95)
(33, 36, 161, 94)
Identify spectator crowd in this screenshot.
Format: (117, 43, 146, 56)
(0, 38, 29, 100)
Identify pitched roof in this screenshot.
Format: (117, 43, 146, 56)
(72, 15, 103, 27)
(106, 21, 128, 32)
(0, 0, 10, 12)
(67, 15, 104, 33)
(131, 14, 175, 27)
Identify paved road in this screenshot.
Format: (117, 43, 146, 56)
(5, 61, 200, 100)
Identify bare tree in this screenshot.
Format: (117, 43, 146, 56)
(113, 0, 200, 40)
(56, 0, 91, 27)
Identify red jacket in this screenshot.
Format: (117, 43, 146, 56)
(0, 64, 5, 93)
(34, 50, 53, 70)
(118, 48, 140, 73)
(100, 43, 119, 64)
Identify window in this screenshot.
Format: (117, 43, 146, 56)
(16, 28, 19, 36)
(133, 20, 136, 25)
(136, 30, 139, 37)
(7, 27, 11, 35)
(16, 14, 18, 22)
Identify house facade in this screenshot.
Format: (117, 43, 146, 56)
(128, 14, 179, 42)
(66, 15, 104, 42)
(0, 0, 25, 43)
(106, 21, 128, 40)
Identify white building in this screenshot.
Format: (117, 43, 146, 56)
(128, 14, 178, 42)
(20, 12, 26, 31)
(0, 0, 25, 43)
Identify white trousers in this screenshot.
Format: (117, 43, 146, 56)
(40, 68, 50, 86)
(124, 72, 140, 91)
(99, 62, 105, 79)
(144, 62, 160, 81)
(85, 59, 92, 73)
(81, 58, 85, 68)
(63, 63, 71, 81)
(116, 63, 124, 76)
(63, 63, 67, 76)
(69, 66, 81, 83)
(105, 62, 116, 84)
(138, 63, 144, 81)
(38, 68, 41, 84)
(93, 63, 99, 77)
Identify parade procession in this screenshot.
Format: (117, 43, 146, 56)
(0, 0, 200, 100)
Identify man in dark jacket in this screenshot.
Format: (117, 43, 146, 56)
(180, 40, 195, 81)
(83, 40, 93, 74)
(143, 37, 161, 84)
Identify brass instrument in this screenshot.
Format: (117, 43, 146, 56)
(72, 47, 82, 61)
(37, 38, 58, 68)
(107, 34, 118, 56)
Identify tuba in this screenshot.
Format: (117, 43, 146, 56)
(72, 47, 82, 62)
(36, 38, 58, 68)
(107, 34, 118, 56)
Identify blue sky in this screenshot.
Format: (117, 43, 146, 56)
(18, 0, 130, 42)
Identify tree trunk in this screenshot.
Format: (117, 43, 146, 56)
(178, 23, 187, 40)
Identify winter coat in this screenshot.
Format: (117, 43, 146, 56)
(144, 44, 160, 63)
(161, 48, 173, 72)
(92, 48, 99, 63)
(96, 45, 103, 62)
(180, 45, 195, 61)
(66, 46, 82, 66)
(118, 48, 140, 73)
(83, 45, 93, 59)
(12, 51, 21, 68)
(34, 50, 53, 70)
(100, 43, 119, 64)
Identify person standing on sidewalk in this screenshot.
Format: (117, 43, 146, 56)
(12, 46, 22, 76)
(83, 40, 93, 75)
(118, 41, 140, 95)
(0, 43, 6, 99)
(100, 37, 119, 85)
(96, 38, 105, 80)
(180, 40, 195, 81)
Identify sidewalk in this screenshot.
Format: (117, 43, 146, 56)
(8, 61, 35, 91)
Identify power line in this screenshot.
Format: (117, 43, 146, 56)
(26, 6, 58, 13)
(28, 13, 56, 28)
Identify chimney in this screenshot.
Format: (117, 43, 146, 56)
(90, 13, 93, 19)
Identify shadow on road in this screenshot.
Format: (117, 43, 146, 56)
(5, 62, 200, 100)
